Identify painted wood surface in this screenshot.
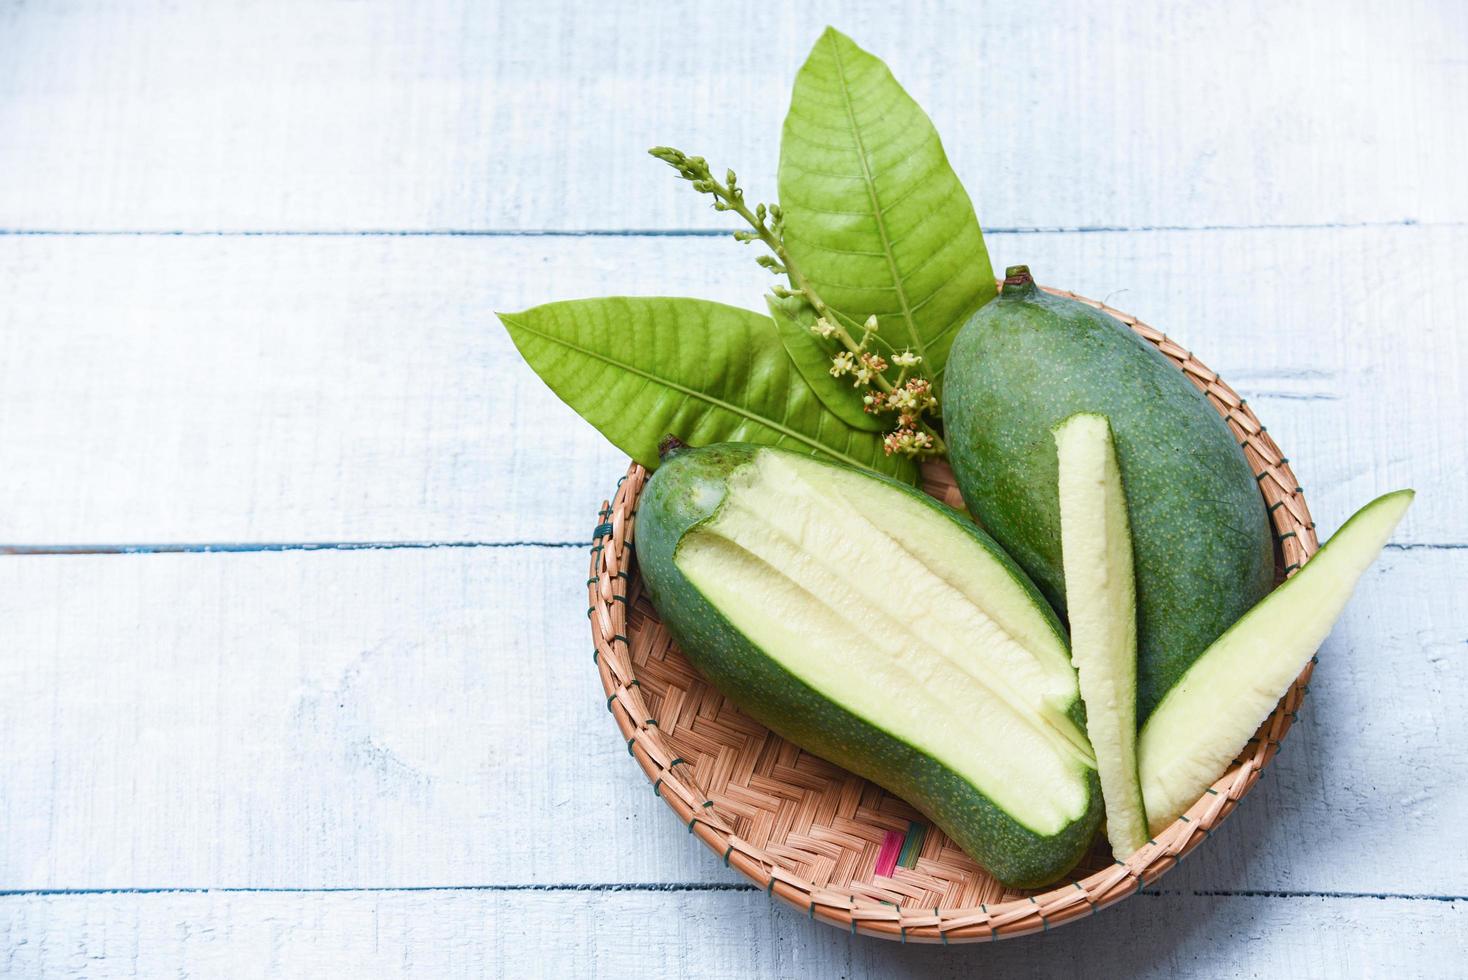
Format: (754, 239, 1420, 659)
(1, 0, 1464, 975)
(0, 547, 1460, 896)
(3, 890, 1462, 979)
(1, 227, 1461, 546)
(0, 0, 1464, 232)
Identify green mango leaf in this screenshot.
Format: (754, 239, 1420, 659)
(498, 296, 914, 481)
(778, 27, 996, 387)
(764, 293, 885, 431)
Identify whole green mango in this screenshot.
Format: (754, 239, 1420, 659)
(944, 266, 1274, 723)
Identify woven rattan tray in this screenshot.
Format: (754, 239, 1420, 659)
(587, 286, 1319, 942)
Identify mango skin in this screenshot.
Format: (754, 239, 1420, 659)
(944, 282, 1275, 723)
(635, 443, 1101, 889)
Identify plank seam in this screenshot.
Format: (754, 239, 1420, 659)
(0, 219, 1457, 239)
(0, 885, 1461, 902)
(0, 540, 1452, 557)
(0, 541, 589, 555)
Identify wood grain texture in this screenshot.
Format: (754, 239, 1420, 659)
(0, 546, 1460, 896)
(0, 227, 1460, 546)
(0, 0, 1464, 232)
(2, 889, 1462, 979)
(2, 0, 1464, 971)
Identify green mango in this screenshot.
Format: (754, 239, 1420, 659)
(636, 442, 1102, 888)
(944, 267, 1275, 723)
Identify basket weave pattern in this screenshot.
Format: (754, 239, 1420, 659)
(586, 287, 1318, 942)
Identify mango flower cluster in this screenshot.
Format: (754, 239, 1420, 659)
(821, 314, 940, 457)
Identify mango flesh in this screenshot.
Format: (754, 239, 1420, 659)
(1139, 490, 1412, 831)
(636, 443, 1103, 887)
(680, 450, 1092, 830)
(1054, 413, 1149, 858)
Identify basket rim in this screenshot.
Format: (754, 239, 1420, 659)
(586, 284, 1319, 943)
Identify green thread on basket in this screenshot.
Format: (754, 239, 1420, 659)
(897, 821, 926, 869)
(652, 779, 662, 798)
(593, 522, 614, 539)
(723, 845, 734, 867)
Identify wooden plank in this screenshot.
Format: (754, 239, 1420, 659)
(1, 888, 1462, 978)
(0, 227, 1458, 545)
(0, 0, 1465, 232)
(0, 546, 1460, 895)
(0, 546, 713, 889)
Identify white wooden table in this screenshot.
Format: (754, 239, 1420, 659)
(1, 2, 1464, 976)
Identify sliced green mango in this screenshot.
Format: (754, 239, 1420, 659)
(636, 442, 1102, 887)
(1139, 490, 1414, 832)
(1054, 413, 1149, 859)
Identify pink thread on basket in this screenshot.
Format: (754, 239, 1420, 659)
(874, 829, 904, 878)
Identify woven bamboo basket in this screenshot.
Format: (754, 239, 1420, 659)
(586, 285, 1319, 942)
